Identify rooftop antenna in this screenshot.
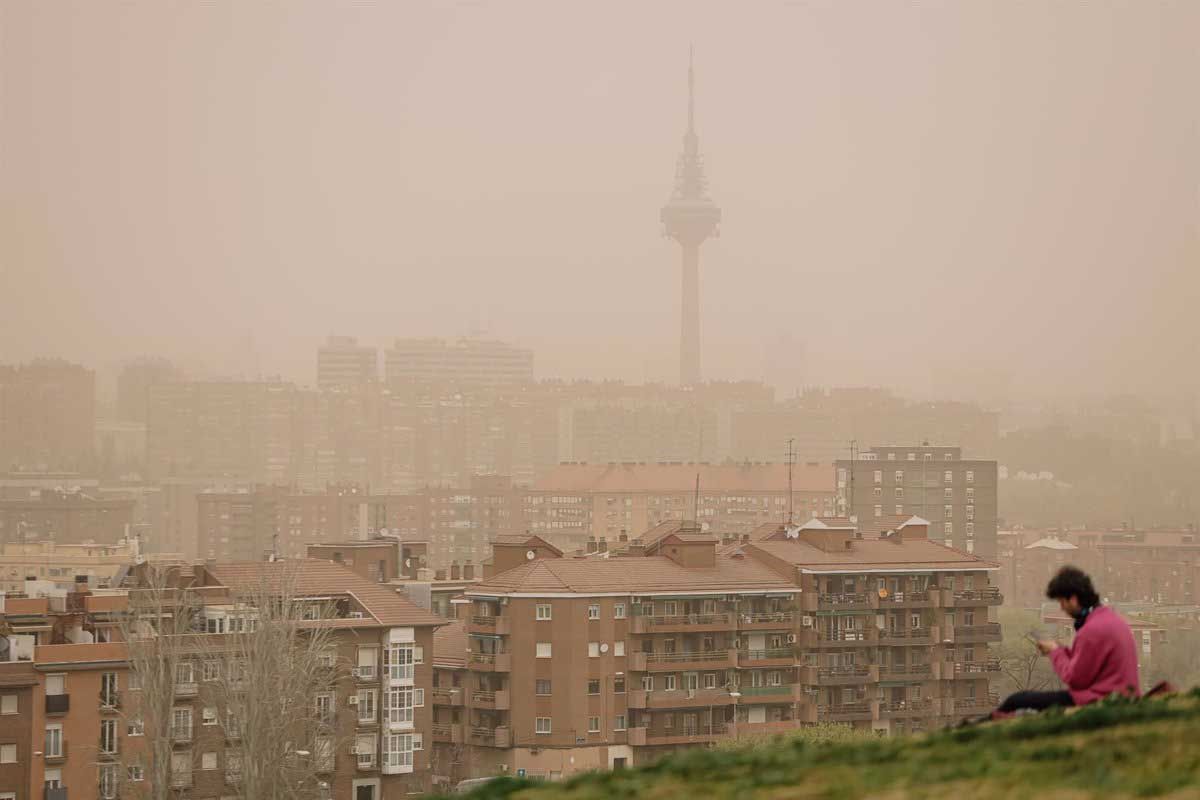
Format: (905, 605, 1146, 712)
(692, 472, 701, 526)
(848, 439, 858, 520)
(786, 438, 796, 525)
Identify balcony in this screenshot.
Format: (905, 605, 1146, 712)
(878, 698, 934, 718)
(876, 590, 937, 609)
(955, 659, 1001, 676)
(877, 627, 935, 646)
(949, 588, 1003, 607)
(952, 624, 1002, 644)
(99, 691, 120, 711)
(468, 725, 511, 747)
(44, 742, 68, 763)
(816, 592, 876, 612)
(629, 613, 735, 634)
(432, 723, 464, 744)
(471, 689, 511, 710)
(45, 694, 70, 715)
(952, 693, 1000, 715)
(467, 615, 512, 636)
(468, 652, 512, 672)
(630, 649, 737, 672)
(174, 682, 199, 697)
(817, 703, 874, 722)
(627, 688, 739, 709)
(733, 719, 802, 738)
(737, 684, 795, 701)
(814, 629, 875, 648)
(738, 648, 795, 668)
(736, 612, 795, 631)
(432, 687, 464, 707)
(877, 663, 933, 682)
(815, 665, 876, 685)
(633, 723, 728, 746)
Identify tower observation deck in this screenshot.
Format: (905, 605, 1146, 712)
(660, 49, 721, 387)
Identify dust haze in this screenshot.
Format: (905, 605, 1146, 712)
(2, 0, 1198, 401)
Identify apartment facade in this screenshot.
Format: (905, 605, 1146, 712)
(0, 491, 137, 548)
(0, 360, 96, 474)
(836, 446, 999, 558)
(317, 336, 379, 391)
(0, 540, 141, 593)
(384, 338, 533, 389)
(430, 518, 1001, 782)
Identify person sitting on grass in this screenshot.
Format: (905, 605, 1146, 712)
(994, 566, 1139, 716)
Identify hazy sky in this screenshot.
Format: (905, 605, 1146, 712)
(2, 1, 1197, 399)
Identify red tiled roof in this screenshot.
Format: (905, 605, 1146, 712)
(745, 538, 997, 572)
(468, 555, 795, 596)
(433, 619, 468, 668)
(203, 560, 443, 628)
(532, 462, 834, 493)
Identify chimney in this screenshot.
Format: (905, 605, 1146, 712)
(450, 563, 461, 580)
(586, 537, 598, 554)
(618, 532, 629, 543)
(598, 539, 608, 553)
(463, 563, 475, 580)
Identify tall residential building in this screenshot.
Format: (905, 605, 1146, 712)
(317, 336, 378, 390)
(116, 357, 183, 425)
(384, 338, 533, 389)
(0, 490, 136, 547)
(660, 51, 720, 386)
(836, 446, 999, 559)
(0, 359, 96, 472)
(429, 516, 1001, 782)
(0, 539, 150, 593)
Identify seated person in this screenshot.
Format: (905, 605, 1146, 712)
(996, 566, 1139, 715)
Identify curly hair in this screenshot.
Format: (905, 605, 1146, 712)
(1045, 565, 1100, 608)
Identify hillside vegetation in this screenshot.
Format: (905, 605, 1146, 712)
(453, 692, 1200, 800)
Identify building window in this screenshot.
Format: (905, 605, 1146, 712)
(641, 676, 654, 691)
(587, 716, 600, 733)
(127, 764, 144, 782)
(127, 717, 144, 736)
(588, 642, 601, 658)
(704, 673, 717, 689)
(944, 505, 953, 518)
(874, 505, 882, 517)
(0, 744, 15, 763)
(894, 488, 904, 499)
(873, 470, 882, 484)
(895, 506, 904, 515)
(536, 604, 552, 620)
(613, 603, 626, 619)
(894, 471, 903, 483)
(536, 679, 552, 695)
(384, 687, 423, 727)
(966, 506, 975, 520)
(614, 714, 627, 731)
(0, 695, 15, 715)
(45, 724, 63, 757)
(588, 604, 600, 620)
(613, 675, 625, 693)
(944, 488, 953, 500)
(356, 647, 378, 679)
(385, 643, 415, 682)
(664, 675, 677, 691)
(358, 689, 377, 723)
(99, 764, 120, 799)
(536, 642, 552, 658)
(966, 522, 975, 536)
(944, 522, 953, 535)
(966, 541, 975, 553)
(172, 707, 192, 740)
(201, 752, 218, 770)
(100, 718, 118, 754)
(202, 660, 220, 681)
(202, 707, 218, 726)
(614, 641, 625, 657)
(315, 693, 334, 724)
(944, 471, 953, 483)
(966, 470, 975, 483)
(356, 734, 376, 769)
(535, 717, 552, 735)
(588, 680, 601, 695)
(966, 488, 975, 499)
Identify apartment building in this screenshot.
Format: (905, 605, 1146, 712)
(430, 517, 1001, 782)
(196, 484, 385, 562)
(0, 490, 137, 548)
(384, 338, 533, 389)
(0, 360, 96, 473)
(836, 446, 998, 558)
(528, 461, 837, 543)
(0, 539, 141, 593)
(0, 559, 444, 800)
(317, 336, 379, 390)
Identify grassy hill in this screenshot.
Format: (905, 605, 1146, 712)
(451, 691, 1200, 800)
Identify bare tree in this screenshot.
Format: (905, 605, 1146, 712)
(996, 639, 1059, 694)
(200, 564, 347, 800)
(119, 565, 204, 800)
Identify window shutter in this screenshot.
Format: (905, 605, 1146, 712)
(413, 688, 424, 707)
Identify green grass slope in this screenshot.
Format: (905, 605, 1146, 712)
(452, 692, 1200, 800)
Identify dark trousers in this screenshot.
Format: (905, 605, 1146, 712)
(998, 690, 1075, 713)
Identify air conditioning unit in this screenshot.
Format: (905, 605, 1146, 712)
(802, 616, 814, 627)
(348, 696, 359, 706)
(787, 633, 797, 644)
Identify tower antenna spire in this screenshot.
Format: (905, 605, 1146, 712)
(688, 43, 695, 135)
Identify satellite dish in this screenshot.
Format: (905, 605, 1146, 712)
(526, 550, 536, 560)
(600, 643, 609, 653)
(404, 558, 412, 568)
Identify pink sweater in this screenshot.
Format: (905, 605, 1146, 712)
(1049, 605, 1140, 705)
